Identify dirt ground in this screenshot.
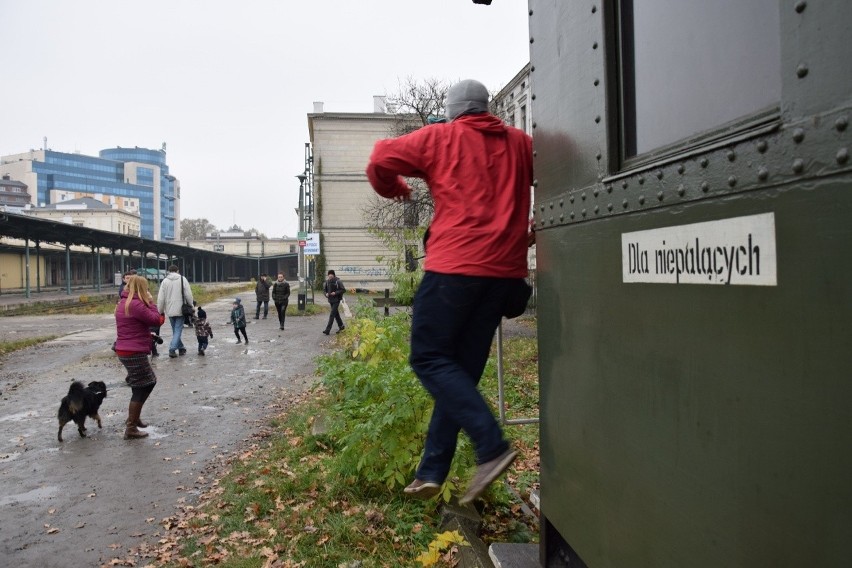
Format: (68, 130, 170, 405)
(0, 298, 536, 567)
(0, 296, 332, 567)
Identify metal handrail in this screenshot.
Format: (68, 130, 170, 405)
(496, 321, 539, 425)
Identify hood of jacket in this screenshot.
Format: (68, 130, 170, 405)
(452, 113, 509, 136)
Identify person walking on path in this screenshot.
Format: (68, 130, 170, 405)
(322, 270, 346, 335)
(271, 273, 291, 330)
(254, 274, 272, 319)
(114, 275, 164, 439)
(157, 265, 194, 358)
(192, 306, 214, 355)
(229, 298, 249, 344)
(366, 79, 533, 504)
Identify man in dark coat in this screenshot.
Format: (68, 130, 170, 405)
(271, 273, 291, 330)
(254, 274, 272, 319)
(322, 270, 346, 335)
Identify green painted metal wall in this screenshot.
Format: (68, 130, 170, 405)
(530, 0, 852, 566)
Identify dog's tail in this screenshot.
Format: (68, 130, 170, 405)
(67, 381, 85, 415)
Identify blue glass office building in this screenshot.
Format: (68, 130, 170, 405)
(0, 146, 179, 240)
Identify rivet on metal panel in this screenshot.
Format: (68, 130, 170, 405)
(657, 191, 664, 201)
(792, 128, 805, 143)
(638, 195, 645, 205)
(794, 1, 807, 13)
(549, 202, 554, 209)
(758, 166, 769, 181)
(594, 79, 600, 86)
(570, 212, 575, 219)
(621, 180, 628, 189)
(549, 217, 554, 225)
(531, 94, 536, 100)
(593, 189, 600, 198)
(540, 204, 545, 212)
(607, 203, 613, 212)
(532, 122, 537, 129)
(757, 140, 768, 153)
(655, 170, 663, 180)
(726, 150, 736, 162)
(606, 184, 613, 193)
(593, 42, 598, 50)
(837, 148, 849, 164)
(581, 208, 587, 217)
(622, 199, 629, 209)
(529, 9, 533, 16)
(727, 176, 737, 187)
(569, 195, 575, 204)
(836, 117, 848, 132)
(677, 164, 685, 174)
(592, 5, 597, 13)
(530, 37, 535, 44)
(792, 158, 805, 173)
(581, 193, 587, 201)
(596, 152, 602, 161)
(531, 66, 535, 72)
(678, 185, 686, 197)
(701, 181, 709, 192)
(559, 213, 564, 222)
(700, 157, 709, 168)
(559, 199, 564, 207)
(595, 116, 601, 124)
(533, 150, 537, 157)
(638, 176, 645, 185)
(594, 205, 599, 214)
(796, 64, 808, 78)
(533, 179, 539, 187)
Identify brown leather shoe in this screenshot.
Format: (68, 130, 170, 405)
(459, 449, 517, 505)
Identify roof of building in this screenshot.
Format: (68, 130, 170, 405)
(42, 197, 112, 210)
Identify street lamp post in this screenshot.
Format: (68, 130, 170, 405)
(297, 173, 307, 311)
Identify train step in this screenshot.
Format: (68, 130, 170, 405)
(488, 543, 539, 568)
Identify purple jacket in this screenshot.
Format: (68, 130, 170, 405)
(115, 290, 163, 353)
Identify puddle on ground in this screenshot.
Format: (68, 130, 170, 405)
(0, 485, 59, 507)
(144, 428, 170, 440)
(0, 410, 39, 423)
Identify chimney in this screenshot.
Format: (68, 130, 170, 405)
(373, 96, 387, 113)
(313, 101, 324, 113)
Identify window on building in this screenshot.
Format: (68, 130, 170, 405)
(619, 0, 780, 160)
(520, 105, 528, 133)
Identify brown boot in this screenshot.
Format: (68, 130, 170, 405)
(124, 401, 149, 439)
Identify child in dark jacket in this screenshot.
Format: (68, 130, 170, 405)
(229, 298, 248, 344)
(192, 306, 214, 355)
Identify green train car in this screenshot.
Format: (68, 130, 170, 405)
(528, 1, 851, 566)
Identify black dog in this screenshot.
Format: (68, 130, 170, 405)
(57, 381, 107, 442)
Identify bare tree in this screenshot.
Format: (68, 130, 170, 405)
(180, 218, 218, 240)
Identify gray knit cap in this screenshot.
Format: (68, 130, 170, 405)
(445, 79, 489, 120)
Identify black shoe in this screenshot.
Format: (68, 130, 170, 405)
(279, 326, 284, 330)
(168, 350, 177, 358)
(253, 316, 259, 320)
(322, 330, 330, 335)
(198, 349, 205, 356)
(244, 339, 249, 344)
(337, 326, 346, 334)
(178, 348, 187, 356)
(236, 340, 242, 344)
(262, 316, 267, 319)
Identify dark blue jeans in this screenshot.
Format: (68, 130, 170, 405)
(409, 271, 514, 484)
(168, 316, 185, 353)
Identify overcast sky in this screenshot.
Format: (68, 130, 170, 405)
(1, 0, 530, 238)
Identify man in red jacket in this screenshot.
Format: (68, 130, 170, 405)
(366, 79, 533, 504)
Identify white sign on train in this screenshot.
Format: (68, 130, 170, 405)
(621, 213, 777, 286)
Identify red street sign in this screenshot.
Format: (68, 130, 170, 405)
(299, 240, 306, 247)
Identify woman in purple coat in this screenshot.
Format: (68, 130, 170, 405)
(115, 276, 164, 439)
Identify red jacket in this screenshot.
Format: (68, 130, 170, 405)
(115, 291, 164, 353)
(366, 113, 533, 278)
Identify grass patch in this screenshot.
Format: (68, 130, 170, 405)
(130, 310, 539, 567)
(0, 335, 58, 356)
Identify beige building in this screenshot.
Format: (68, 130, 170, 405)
(307, 101, 408, 290)
(27, 197, 141, 235)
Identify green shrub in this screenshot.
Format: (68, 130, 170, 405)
(317, 311, 474, 500)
